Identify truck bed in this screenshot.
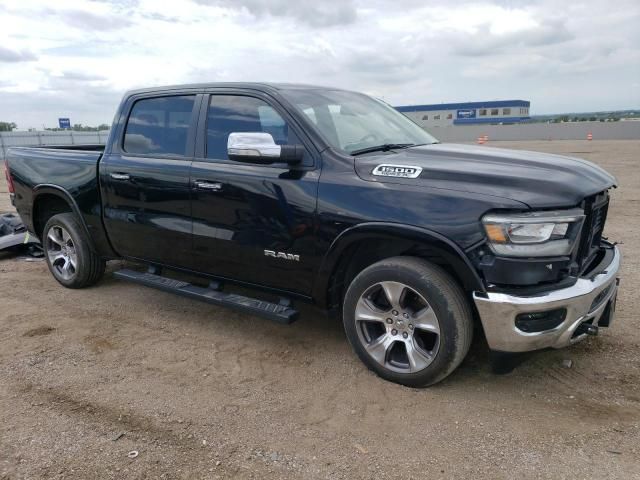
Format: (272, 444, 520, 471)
(6, 145, 110, 253)
(7, 145, 104, 188)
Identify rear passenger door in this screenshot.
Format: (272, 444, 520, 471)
(101, 94, 200, 266)
(189, 92, 320, 295)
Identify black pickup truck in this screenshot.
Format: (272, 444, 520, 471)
(5, 83, 621, 386)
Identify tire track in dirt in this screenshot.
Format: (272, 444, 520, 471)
(4, 377, 302, 479)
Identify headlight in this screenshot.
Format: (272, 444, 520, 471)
(482, 209, 585, 257)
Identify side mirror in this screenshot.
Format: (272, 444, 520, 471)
(227, 132, 303, 166)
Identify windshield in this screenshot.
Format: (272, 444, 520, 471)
(281, 89, 438, 154)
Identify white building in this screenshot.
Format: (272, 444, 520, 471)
(396, 100, 531, 128)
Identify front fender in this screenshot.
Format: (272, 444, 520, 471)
(312, 222, 485, 308)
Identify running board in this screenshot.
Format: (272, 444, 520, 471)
(113, 268, 298, 324)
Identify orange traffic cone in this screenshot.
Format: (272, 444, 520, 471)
(587, 132, 593, 141)
(477, 136, 486, 144)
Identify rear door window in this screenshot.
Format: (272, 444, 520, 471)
(124, 95, 196, 156)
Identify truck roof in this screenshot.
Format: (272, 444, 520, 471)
(124, 82, 349, 97)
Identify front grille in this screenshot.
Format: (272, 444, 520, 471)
(576, 191, 609, 272)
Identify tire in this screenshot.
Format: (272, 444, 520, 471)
(43, 213, 105, 289)
(343, 256, 473, 387)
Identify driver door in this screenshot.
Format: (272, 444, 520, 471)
(188, 93, 320, 295)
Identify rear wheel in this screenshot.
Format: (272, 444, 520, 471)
(43, 213, 105, 288)
(343, 256, 473, 387)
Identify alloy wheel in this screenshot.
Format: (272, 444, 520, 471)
(354, 281, 441, 374)
(46, 225, 78, 281)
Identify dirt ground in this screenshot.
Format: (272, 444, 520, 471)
(1, 140, 639, 479)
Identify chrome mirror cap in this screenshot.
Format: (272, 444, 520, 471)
(227, 132, 281, 160)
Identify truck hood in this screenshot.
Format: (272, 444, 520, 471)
(354, 143, 617, 208)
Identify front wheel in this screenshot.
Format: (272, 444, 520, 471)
(343, 257, 473, 387)
(43, 213, 105, 289)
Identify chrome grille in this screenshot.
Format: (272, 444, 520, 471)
(577, 191, 609, 272)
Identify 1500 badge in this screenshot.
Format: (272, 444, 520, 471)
(372, 164, 423, 178)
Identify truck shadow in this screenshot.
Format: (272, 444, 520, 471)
(97, 260, 633, 399)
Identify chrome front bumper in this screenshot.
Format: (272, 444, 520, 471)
(473, 246, 621, 352)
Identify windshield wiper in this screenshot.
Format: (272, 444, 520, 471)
(351, 143, 416, 156)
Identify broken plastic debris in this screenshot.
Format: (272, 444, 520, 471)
(1, 213, 41, 256)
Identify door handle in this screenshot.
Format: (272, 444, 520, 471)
(194, 181, 223, 191)
(110, 172, 130, 181)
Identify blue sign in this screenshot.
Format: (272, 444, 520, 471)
(456, 109, 476, 119)
(58, 118, 71, 129)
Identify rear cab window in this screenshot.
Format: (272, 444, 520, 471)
(123, 95, 196, 156)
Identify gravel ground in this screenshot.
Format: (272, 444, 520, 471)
(1, 140, 639, 479)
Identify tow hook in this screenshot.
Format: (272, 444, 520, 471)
(576, 323, 599, 336)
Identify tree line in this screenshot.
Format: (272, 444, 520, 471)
(45, 124, 111, 132)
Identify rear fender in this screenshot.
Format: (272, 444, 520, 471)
(32, 185, 97, 252)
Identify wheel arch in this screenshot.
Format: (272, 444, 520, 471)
(313, 222, 485, 311)
(32, 185, 97, 252)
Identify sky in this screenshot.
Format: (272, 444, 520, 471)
(0, 0, 639, 129)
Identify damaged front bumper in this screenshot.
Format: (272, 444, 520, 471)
(473, 244, 621, 353)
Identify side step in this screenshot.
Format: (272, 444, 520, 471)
(113, 268, 298, 324)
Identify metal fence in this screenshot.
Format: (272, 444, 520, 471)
(430, 121, 640, 142)
(0, 131, 111, 160)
